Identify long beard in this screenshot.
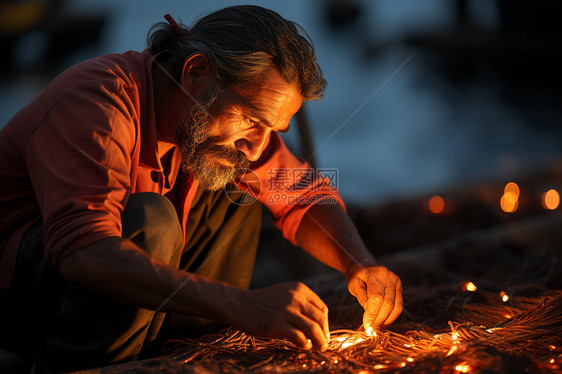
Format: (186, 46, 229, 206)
(175, 86, 251, 191)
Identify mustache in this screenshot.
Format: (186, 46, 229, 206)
(194, 141, 251, 169)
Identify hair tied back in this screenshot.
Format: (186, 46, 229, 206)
(164, 14, 190, 44)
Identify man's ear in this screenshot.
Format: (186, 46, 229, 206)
(180, 54, 213, 95)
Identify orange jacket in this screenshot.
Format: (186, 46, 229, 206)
(0, 49, 343, 287)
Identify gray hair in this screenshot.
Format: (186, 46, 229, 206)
(148, 5, 327, 100)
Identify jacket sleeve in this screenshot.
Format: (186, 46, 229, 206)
(237, 132, 345, 245)
(25, 79, 139, 267)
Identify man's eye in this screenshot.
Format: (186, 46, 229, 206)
(246, 117, 258, 126)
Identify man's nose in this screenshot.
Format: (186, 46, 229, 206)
(234, 127, 270, 162)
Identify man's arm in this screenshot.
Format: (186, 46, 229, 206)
(295, 202, 403, 333)
(58, 236, 330, 350)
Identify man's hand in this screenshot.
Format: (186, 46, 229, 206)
(228, 282, 330, 351)
(346, 264, 403, 333)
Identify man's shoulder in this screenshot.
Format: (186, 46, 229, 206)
(4, 50, 153, 149)
(33, 49, 155, 125)
(60, 49, 152, 91)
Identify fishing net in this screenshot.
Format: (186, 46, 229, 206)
(99, 244, 561, 374)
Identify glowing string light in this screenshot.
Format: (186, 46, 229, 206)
(455, 363, 470, 373)
(500, 291, 509, 302)
(341, 337, 366, 349)
(464, 281, 477, 292)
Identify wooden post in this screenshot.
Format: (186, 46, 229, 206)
(295, 104, 317, 168)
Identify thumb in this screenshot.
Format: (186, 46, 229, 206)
(362, 294, 383, 333)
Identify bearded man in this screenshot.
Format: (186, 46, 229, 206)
(0, 5, 402, 372)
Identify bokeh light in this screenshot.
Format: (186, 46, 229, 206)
(428, 195, 445, 214)
(504, 182, 520, 199)
(541, 189, 559, 210)
(500, 192, 518, 213)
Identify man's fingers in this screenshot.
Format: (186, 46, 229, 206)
(362, 289, 384, 331)
(305, 288, 329, 314)
(239, 282, 333, 351)
(351, 266, 403, 332)
(382, 281, 404, 326)
(279, 325, 310, 349)
(302, 303, 329, 340)
(290, 312, 328, 351)
(302, 291, 330, 339)
(372, 280, 397, 329)
(288, 284, 329, 350)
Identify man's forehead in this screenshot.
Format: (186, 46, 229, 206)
(248, 95, 298, 130)
(244, 104, 287, 131)
(236, 68, 301, 102)
(229, 77, 302, 131)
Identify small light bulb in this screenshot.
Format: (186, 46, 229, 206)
(500, 291, 509, 302)
(464, 282, 477, 291)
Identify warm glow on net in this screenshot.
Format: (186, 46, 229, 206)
(541, 189, 560, 210)
(428, 195, 445, 214)
(455, 363, 470, 373)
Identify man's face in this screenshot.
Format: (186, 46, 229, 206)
(175, 68, 303, 191)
